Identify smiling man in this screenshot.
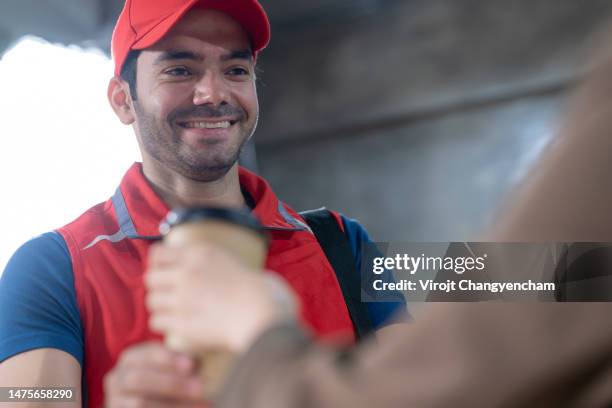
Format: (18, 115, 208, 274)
(0, 1, 406, 407)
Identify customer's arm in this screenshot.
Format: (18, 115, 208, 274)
(217, 303, 612, 408)
(491, 27, 612, 241)
(146, 244, 612, 408)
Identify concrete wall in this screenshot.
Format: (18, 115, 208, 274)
(259, 95, 561, 240)
(254, 0, 612, 240)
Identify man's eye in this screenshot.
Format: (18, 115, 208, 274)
(227, 67, 249, 76)
(164, 67, 191, 76)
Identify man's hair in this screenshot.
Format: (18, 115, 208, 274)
(120, 50, 142, 100)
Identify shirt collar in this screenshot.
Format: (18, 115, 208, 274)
(112, 162, 309, 240)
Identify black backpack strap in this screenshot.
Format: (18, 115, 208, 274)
(299, 208, 374, 340)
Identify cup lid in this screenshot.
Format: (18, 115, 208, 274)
(160, 207, 266, 238)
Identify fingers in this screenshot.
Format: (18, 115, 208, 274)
(145, 269, 173, 290)
(104, 342, 206, 406)
(144, 241, 267, 352)
(149, 312, 175, 334)
(145, 244, 210, 289)
(146, 291, 175, 313)
(117, 341, 193, 373)
(146, 244, 181, 291)
(148, 243, 182, 268)
(108, 367, 203, 400)
(145, 242, 238, 307)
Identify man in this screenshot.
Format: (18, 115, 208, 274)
(144, 27, 612, 407)
(0, 1, 405, 407)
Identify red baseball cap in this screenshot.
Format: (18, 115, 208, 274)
(111, 0, 271, 76)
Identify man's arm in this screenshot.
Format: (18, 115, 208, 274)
(0, 349, 81, 408)
(339, 214, 410, 331)
(0, 233, 84, 406)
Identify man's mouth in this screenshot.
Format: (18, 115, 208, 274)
(178, 119, 237, 129)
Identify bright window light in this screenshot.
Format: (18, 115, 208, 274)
(0, 37, 140, 273)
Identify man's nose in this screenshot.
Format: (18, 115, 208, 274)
(192, 72, 229, 106)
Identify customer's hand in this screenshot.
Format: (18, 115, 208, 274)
(146, 242, 298, 354)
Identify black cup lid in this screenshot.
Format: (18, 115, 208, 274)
(160, 207, 266, 237)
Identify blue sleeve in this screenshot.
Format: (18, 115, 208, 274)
(0, 232, 83, 366)
(340, 215, 410, 329)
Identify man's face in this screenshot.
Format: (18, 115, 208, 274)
(132, 9, 258, 182)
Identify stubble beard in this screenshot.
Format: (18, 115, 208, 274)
(134, 102, 256, 182)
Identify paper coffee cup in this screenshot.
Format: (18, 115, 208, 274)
(159, 207, 268, 398)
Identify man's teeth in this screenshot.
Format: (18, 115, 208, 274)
(183, 121, 231, 129)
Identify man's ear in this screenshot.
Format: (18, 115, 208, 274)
(107, 77, 136, 125)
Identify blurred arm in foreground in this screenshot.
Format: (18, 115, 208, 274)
(146, 27, 612, 408)
(147, 244, 612, 408)
(492, 27, 612, 241)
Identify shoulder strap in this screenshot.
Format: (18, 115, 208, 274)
(299, 208, 374, 340)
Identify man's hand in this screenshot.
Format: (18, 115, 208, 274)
(145, 242, 297, 354)
(103, 341, 206, 407)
